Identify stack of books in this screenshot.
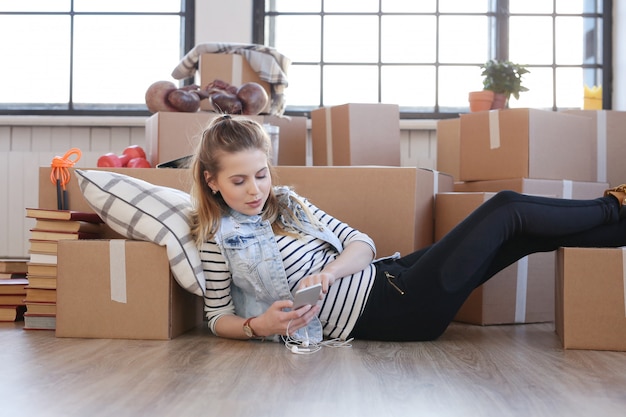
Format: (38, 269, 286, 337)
(24, 208, 104, 330)
(0, 259, 28, 322)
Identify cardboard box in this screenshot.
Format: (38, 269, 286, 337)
(145, 112, 307, 167)
(454, 178, 608, 199)
(556, 247, 626, 351)
(275, 167, 453, 256)
(198, 53, 272, 113)
(435, 192, 555, 325)
(40, 166, 453, 259)
(56, 240, 203, 340)
(311, 103, 401, 166)
(458, 108, 595, 182)
(436, 118, 460, 180)
(562, 110, 626, 188)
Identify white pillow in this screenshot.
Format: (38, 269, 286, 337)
(74, 169, 204, 296)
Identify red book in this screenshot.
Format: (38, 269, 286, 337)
(0, 294, 26, 305)
(24, 287, 56, 304)
(25, 302, 56, 315)
(32, 219, 103, 234)
(29, 230, 100, 241)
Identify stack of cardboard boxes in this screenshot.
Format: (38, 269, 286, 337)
(50, 52, 625, 350)
(437, 108, 626, 351)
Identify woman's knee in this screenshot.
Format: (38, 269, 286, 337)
(489, 190, 526, 207)
(494, 189, 522, 201)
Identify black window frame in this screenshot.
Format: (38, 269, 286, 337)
(0, 0, 195, 117)
(252, 0, 612, 119)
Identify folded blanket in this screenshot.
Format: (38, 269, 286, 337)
(171, 42, 291, 115)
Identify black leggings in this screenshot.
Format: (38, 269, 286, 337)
(350, 190, 626, 341)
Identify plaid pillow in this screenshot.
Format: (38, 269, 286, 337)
(75, 169, 204, 296)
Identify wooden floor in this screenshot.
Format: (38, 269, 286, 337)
(1, 321, 625, 417)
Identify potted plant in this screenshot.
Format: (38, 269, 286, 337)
(468, 90, 495, 112)
(468, 60, 529, 112)
(480, 59, 529, 109)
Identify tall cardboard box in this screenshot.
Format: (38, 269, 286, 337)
(145, 112, 307, 167)
(198, 53, 272, 113)
(556, 247, 626, 351)
(436, 118, 460, 180)
(562, 110, 626, 188)
(459, 108, 595, 182)
(56, 240, 203, 340)
(277, 167, 453, 257)
(311, 103, 400, 166)
(435, 192, 555, 325)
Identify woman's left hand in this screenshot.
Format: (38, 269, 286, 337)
(298, 272, 336, 295)
(297, 241, 375, 295)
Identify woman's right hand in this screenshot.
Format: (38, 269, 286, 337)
(254, 300, 320, 337)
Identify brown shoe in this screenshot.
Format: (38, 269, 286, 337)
(605, 184, 626, 208)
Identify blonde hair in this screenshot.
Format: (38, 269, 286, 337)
(190, 116, 288, 245)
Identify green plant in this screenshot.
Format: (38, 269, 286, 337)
(481, 60, 529, 100)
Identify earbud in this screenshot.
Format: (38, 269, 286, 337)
(302, 340, 309, 348)
(290, 345, 311, 354)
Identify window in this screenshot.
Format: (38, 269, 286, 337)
(253, 0, 610, 118)
(0, 0, 194, 116)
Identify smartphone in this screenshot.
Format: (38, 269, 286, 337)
(292, 283, 322, 310)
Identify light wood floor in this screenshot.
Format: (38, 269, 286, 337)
(1, 321, 625, 417)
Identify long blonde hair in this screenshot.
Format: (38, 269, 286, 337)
(190, 116, 285, 245)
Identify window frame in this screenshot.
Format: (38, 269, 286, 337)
(0, 0, 195, 117)
(252, 0, 612, 119)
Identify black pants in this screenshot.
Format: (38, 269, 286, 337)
(350, 190, 626, 341)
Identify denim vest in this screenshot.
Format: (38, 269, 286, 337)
(215, 187, 342, 342)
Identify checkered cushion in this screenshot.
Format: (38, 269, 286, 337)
(75, 169, 204, 296)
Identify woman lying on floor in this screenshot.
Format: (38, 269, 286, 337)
(190, 115, 626, 343)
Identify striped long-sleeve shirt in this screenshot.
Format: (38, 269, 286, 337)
(200, 199, 377, 341)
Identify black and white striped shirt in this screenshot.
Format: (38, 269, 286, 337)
(200, 200, 376, 340)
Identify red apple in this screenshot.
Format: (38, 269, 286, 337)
(97, 153, 124, 167)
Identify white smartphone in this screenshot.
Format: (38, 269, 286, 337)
(292, 283, 322, 310)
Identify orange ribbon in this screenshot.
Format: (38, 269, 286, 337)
(50, 148, 82, 189)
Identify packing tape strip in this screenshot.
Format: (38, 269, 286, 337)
(488, 111, 501, 149)
(515, 256, 529, 323)
(109, 239, 127, 303)
(561, 180, 573, 199)
(231, 56, 243, 86)
(623, 248, 626, 317)
(431, 169, 440, 218)
(325, 107, 333, 165)
(597, 110, 607, 183)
